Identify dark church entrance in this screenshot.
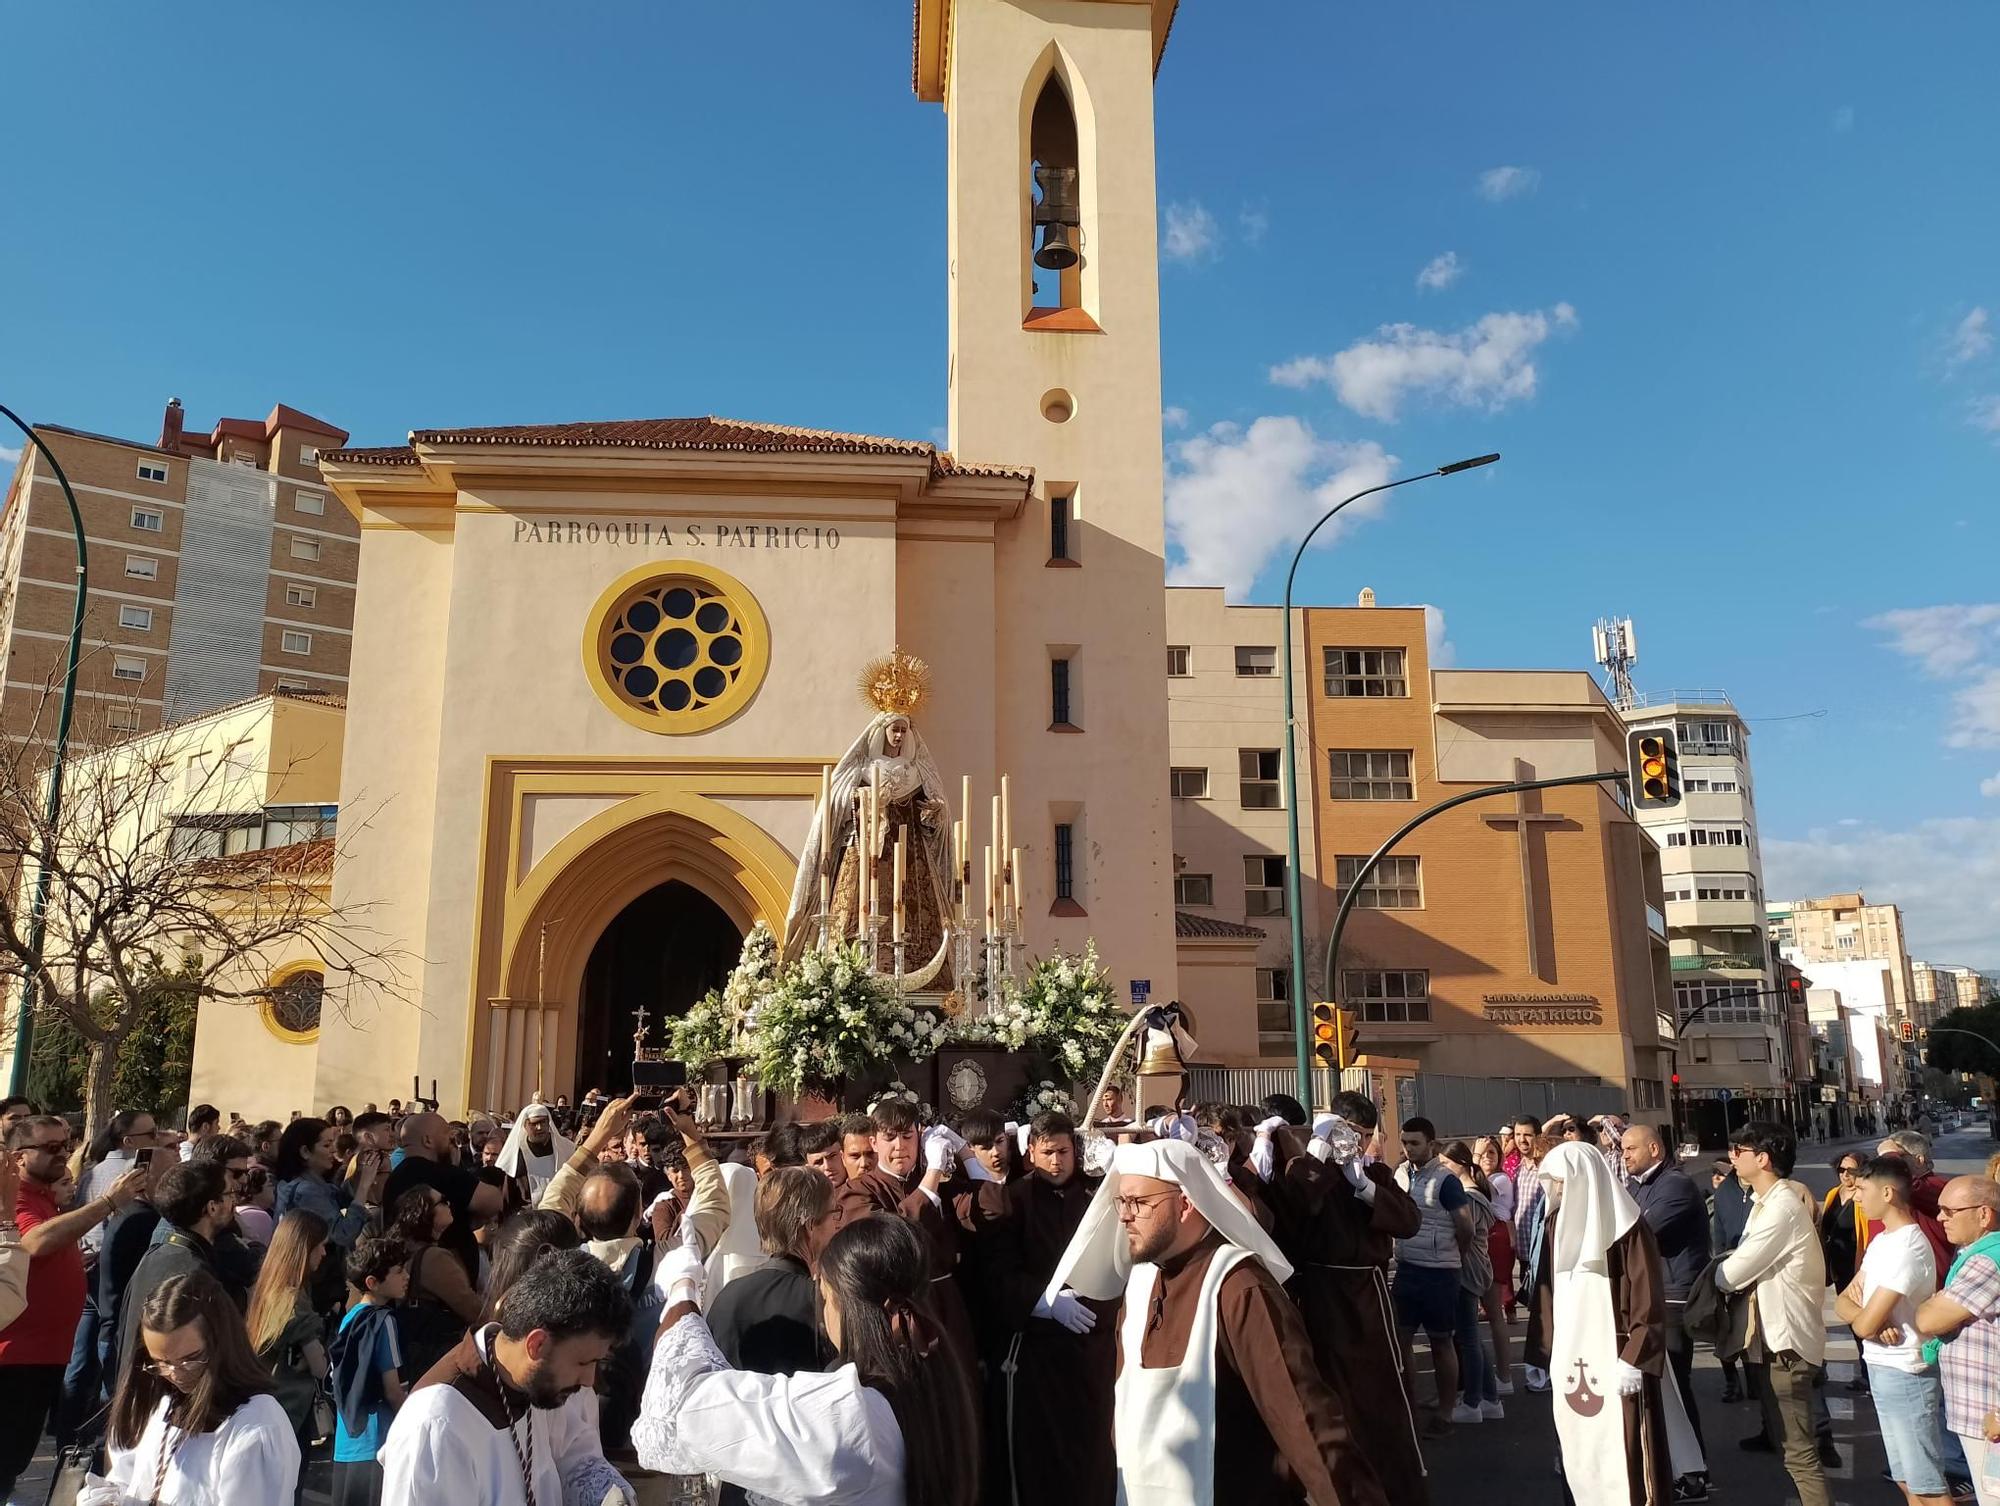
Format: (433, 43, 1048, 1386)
(577, 880, 742, 1096)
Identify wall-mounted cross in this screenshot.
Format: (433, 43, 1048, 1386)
(1481, 759, 1568, 979)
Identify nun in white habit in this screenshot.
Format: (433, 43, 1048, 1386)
(1045, 1139, 1386, 1506)
(1531, 1141, 1705, 1506)
(495, 1103, 575, 1206)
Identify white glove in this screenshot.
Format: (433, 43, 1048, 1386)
(923, 1125, 962, 1172)
(1016, 1124, 1032, 1155)
(1342, 1156, 1371, 1191)
(962, 1155, 995, 1182)
(1248, 1134, 1276, 1183)
(679, 1222, 708, 1262)
(598, 1488, 636, 1506)
(1255, 1115, 1288, 1136)
(1033, 1289, 1097, 1335)
(653, 1243, 706, 1307)
(1614, 1360, 1645, 1397)
(1307, 1138, 1333, 1163)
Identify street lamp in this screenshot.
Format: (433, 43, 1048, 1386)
(1281, 452, 1499, 1109)
(0, 404, 91, 1099)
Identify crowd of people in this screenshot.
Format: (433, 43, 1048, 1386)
(0, 1086, 1995, 1506)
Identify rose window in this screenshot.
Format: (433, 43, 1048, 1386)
(586, 564, 769, 734)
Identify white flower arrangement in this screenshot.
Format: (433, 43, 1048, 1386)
(664, 989, 736, 1070)
(1008, 941, 1127, 1090)
(746, 941, 903, 1098)
(1015, 1078, 1078, 1121)
(882, 1003, 947, 1062)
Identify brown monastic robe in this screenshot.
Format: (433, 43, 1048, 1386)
(988, 1168, 1116, 1506)
(1128, 1231, 1388, 1506)
(1262, 1140, 1430, 1506)
(1528, 1209, 1676, 1506)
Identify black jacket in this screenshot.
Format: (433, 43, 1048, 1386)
(111, 1225, 219, 1381)
(1627, 1162, 1710, 1301)
(706, 1256, 827, 1377)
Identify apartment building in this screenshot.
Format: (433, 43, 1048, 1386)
(0, 398, 357, 744)
(1165, 587, 1674, 1113)
(1618, 693, 1787, 1135)
(1769, 891, 1916, 1014)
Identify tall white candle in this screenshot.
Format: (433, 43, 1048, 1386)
(1010, 845, 1023, 924)
(892, 834, 906, 943)
(819, 764, 832, 866)
(1000, 775, 1011, 866)
(983, 845, 995, 933)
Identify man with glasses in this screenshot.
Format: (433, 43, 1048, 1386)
(109, 1160, 233, 1384)
(1917, 1177, 2000, 1506)
(0, 1115, 144, 1499)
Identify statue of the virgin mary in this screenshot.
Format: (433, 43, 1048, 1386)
(783, 649, 956, 990)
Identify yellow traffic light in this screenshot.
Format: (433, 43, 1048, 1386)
(1337, 1006, 1361, 1069)
(1626, 727, 1682, 810)
(1311, 1002, 1339, 1067)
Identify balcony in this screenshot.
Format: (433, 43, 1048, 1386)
(1670, 953, 1764, 975)
(1646, 905, 1668, 941)
(1676, 897, 1763, 930)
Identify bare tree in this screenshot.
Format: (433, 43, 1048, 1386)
(0, 669, 413, 1133)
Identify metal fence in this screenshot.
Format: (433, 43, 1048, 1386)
(1185, 1066, 1627, 1140)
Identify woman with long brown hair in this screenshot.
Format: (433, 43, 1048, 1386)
(245, 1210, 330, 1489)
(1440, 1138, 1505, 1422)
(634, 1211, 978, 1505)
(88, 1268, 299, 1503)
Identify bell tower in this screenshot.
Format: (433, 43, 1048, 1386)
(913, 0, 1180, 1000)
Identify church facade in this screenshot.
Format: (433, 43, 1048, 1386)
(283, 0, 1184, 1116)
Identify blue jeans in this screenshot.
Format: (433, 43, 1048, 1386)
(55, 1291, 102, 1446)
(1868, 1363, 1949, 1496)
(1456, 1284, 1498, 1405)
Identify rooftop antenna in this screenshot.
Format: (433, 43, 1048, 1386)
(1592, 616, 1638, 710)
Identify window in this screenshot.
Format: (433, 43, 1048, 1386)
(1048, 490, 1074, 561)
(1255, 967, 1289, 1000)
(1170, 767, 1210, 799)
(131, 508, 164, 533)
(274, 678, 311, 693)
(1663, 827, 1747, 848)
(106, 706, 140, 732)
(1327, 749, 1413, 801)
(1054, 823, 1076, 902)
(281, 630, 312, 655)
(136, 461, 168, 484)
(1050, 658, 1073, 726)
(1837, 934, 1855, 951)
(265, 804, 336, 846)
(1674, 980, 1774, 1026)
(1166, 646, 1191, 677)
(1244, 855, 1286, 916)
(1238, 749, 1281, 808)
(1234, 645, 1276, 677)
(124, 555, 158, 581)
(1695, 886, 1750, 901)
(299, 444, 319, 466)
(1174, 873, 1214, 906)
(290, 535, 321, 562)
(1256, 968, 1293, 1038)
(285, 583, 316, 609)
(117, 604, 153, 632)
(1633, 1078, 1665, 1111)
(232, 453, 260, 468)
(1335, 854, 1423, 909)
(295, 491, 326, 517)
(1676, 720, 1738, 753)
(112, 655, 146, 682)
(1343, 968, 1431, 1023)
(1734, 1038, 1772, 1063)
(1323, 646, 1407, 698)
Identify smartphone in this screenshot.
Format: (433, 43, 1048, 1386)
(627, 1095, 663, 1113)
(632, 1059, 689, 1090)
(135, 1148, 156, 1169)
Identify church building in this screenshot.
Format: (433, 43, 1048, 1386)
(232, 1, 1187, 1116)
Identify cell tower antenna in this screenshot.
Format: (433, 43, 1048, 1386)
(1593, 616, 1638, 709)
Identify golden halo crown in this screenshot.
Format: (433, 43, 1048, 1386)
(858, 648, 931, 717)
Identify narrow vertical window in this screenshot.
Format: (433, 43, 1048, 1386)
(1048, 488, 1075, 563)
(1051, 658, 1073, 726)
(1054, 823, 1075, 901)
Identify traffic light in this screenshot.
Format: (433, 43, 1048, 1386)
(1900, 1019, 1915, 1044)
(1311, 1003, 1363, 1068)
(1626, 727, 1682, 810)
(1311, 1003, 1339, 1068)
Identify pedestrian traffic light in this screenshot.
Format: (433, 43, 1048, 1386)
(1338, 1006, 1360, 1068)
(1626, 727, 1682, 810)
(1311, 1002, 1339, 1068)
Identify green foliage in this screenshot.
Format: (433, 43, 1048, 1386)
(1925, 1003, 2000, 1077)
(747, 942, 901, 1098)
(24, 960, 200, 1118)
(666, 990, 736, 1070)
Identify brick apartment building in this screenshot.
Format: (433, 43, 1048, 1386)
(0, 398, 358, 743)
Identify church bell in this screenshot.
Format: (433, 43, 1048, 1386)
(1032, 163, 1082, 271)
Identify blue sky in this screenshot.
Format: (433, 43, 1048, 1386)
(3, 4, 1997, 964)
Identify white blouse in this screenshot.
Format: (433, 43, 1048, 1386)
(80, 1393, 298, 1506)
(632, 1310, 905, 1506)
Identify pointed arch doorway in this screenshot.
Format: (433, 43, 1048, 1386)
(577, 880, 741, 1096)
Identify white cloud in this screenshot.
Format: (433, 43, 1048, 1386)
(0, 445, 18, 467)
(1415, 252, 1464, 292)
(1948, 308, 1993, 370)
(1162, 201, 1219, 262)
(1271, 303, 1577, 422)
(1424, 605, 1456, 668)
(1867, 604, 2000, 752)
(1864, 603, 2000, 678)
(1969, 395, 2000, 436)
(1763, 817, 2000, 968)
(1163, 417, 1394, 599)
(1477, 165, 1541, 202)
(1239, 206, 1269, 245)
(1983, 772, 2000, 799)
(1831, 105, 1856, 133)
(1161, 406, 1189, 430)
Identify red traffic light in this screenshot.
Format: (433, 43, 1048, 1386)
(1670, 1072, 1681, 1087)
